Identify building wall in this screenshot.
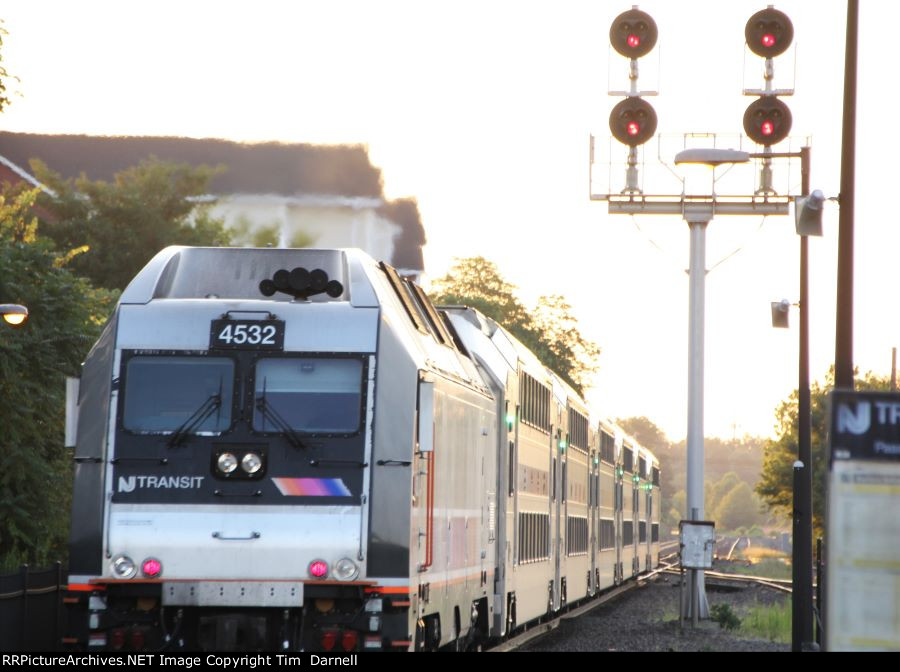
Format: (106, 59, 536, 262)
(209, 194, 401, 265)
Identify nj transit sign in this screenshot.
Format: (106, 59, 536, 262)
(830, 390, 900, 465)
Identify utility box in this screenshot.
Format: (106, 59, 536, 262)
(679, 520, 715, 569)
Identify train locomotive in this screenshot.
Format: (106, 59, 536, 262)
(64, 246, 660, 652)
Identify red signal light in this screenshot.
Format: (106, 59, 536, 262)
(761, 33, 776, 48)
(610, 9, 657, 58)
(627, 122, 640, 136)
(761, 120, 774, 136)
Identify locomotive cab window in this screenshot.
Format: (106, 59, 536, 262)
(122, 356, 234, 433)
(253, 357, 363, 434)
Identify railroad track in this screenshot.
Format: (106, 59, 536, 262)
(490, 579, 646, 652)
(493, 553, 682, 652)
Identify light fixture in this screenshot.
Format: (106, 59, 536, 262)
(0, 304, 28, 327)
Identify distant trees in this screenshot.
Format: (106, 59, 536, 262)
(756, 368, 891, 535)
(33, 158, 231, 291)
(430, 257, 600, 395)
(0, 188, 116, 567)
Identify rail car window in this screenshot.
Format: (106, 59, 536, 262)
(600, 431, 615, 464)
(123, 356, 234, 433)
(652, 467, 660, 486)
(623, 446, 634, 473)
(253, 357, 363, 434)
(639, 521, 647, 543)
(518, 512, 550, 563)
(651, 524, 659, 542)
(600, 519, 616, 550)
(639, 456, 647, 479)
(568, 408, 589, 452)
(567, 516, 588, 556)
(623, 521, 634, 546)
(519, 372, 551, 433)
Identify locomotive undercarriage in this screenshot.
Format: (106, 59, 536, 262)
(75, 583, 409, 652)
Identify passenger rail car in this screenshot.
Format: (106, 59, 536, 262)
(64, 247, 659, 652)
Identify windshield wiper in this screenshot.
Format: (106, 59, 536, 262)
(167, 380, 224, 448)
(256, 378, 308, 451)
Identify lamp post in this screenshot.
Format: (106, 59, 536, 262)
(0, 304, 28, 327)
(772, 149, 824, 651)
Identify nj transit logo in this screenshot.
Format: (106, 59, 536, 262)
(836, 401, 871, 435)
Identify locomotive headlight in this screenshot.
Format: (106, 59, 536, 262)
(241, 452, 263, 474)
(333, 557, 359, 581)
(111, 554, 137, 579)
(217, 452, 238, 474)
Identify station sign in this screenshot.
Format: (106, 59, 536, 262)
(827, 390, 900, 651)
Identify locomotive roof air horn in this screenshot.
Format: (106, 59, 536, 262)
(259, 267, 344, 300)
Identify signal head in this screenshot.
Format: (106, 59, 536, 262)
(610, 8, 658, 59)
(745, 7, 793, 58)
(609, 97, 658, 147)
(743, 96, 792, 146)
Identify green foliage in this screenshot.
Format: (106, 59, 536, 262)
(740, 600, 791, 643)
(430, 257, 600, 394)
(756, 368, 890, 536)
(32, 157, 231, 290)
(0, 189, 117, 566)
(0, 19, 18, 114)
(715, 481, 763, 531)
(710, 603, 741, 631)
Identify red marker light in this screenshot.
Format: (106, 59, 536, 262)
(627, 34, 640, 48)
(321, 630, 338, 651)
(761, 120, 775, 136)
(761, 33, 776, 48)
(141, 558, 162, 578)
(309, 559, 328, 578)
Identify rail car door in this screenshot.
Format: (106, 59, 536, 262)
(632, 479, 640, 576)
(414, 379, 436, 608)
(589, 452, 598, 594)
(548, 428, 558, 612)
(614, 466, 623, 584)
(553, 427, 565, 611)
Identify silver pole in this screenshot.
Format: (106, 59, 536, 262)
(686, 220, 710, 619)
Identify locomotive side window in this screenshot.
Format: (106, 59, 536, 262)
(123, 356, 234, 433)
(253, 357, 363, 434)
(600, 431, 615, 464)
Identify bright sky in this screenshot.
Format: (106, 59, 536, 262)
(2, 0, 895, 442)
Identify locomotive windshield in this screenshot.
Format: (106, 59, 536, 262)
(122, 356, 234, 433)
(253, 357, 363, 434)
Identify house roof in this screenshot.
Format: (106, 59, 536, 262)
(0, 132, 384, 198)
(0, 132, 426, 270)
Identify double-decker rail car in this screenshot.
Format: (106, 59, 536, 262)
(64, 246, 659, 652)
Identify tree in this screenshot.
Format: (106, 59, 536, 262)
(716, 481, 764, 532)
(756, 368, 891, 535)
(430, 257, 600, 394)
(32, 157, 231, 291)
(0, 19, 18, 114)
(0, 188, 117, 567)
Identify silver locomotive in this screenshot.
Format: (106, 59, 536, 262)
(65, 246, 659, 651)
